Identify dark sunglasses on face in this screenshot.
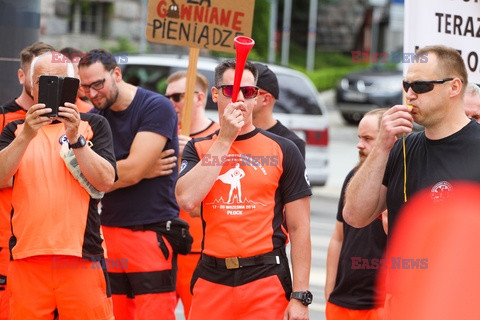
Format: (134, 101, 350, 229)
(217, 85, 259, 99)
(165, 91, 199, 102)
(402, 78, 454, 94)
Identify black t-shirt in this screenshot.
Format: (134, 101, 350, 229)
(383, 120, 480, 235)
(179, 128, 311, 257)
(1, 99, 22, 113)
(91, 87, 180, 226)
(267, 121, 306, 160)
(328, 168, 387, 309)
(1, 99, 26, 130)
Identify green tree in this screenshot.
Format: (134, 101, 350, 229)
(251, 0, 270, 60)
(211, 0, 270, 61)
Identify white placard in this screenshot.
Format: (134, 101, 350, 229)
(404, 0, 480, 84)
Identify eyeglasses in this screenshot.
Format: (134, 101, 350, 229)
(217, 85, 259, 99)
(81, 78, 106, 93)
(165, 91, 199, 103)
(81, 70, 113, 93)
(402, 78, 454, 94)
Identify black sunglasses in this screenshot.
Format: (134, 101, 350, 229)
(217, 85, 259, 99)
(165, 91, 198, 103)
(402, 78, 454, 94)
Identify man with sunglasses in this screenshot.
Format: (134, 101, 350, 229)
(163, 71, 220, 317)
(176, 59, 312, 320)
(165, 71, 220, 160)
(342, 45, 480, 314)
(252, 63, 305, 159)
(78, 49, 180, 320)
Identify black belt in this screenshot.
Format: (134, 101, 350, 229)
(201, 248, 283, 270)
(126, 222, 161, 231)
(128, 225, 146, 231)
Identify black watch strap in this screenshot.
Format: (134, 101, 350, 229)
(69, 135, 87, 149)
(290, 290, 313, 306)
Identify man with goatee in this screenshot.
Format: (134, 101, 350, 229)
(325, 108, 388, 320)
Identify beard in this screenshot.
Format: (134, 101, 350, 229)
(356, 150, 368, 169)
(92, 83, 119, 111)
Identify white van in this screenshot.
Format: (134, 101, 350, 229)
(121, 54, 329, 186)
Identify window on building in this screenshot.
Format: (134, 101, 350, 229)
(69, 1, 112, 36)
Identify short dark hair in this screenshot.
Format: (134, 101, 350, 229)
(78, 48, 118, 71)
(416, 45, 468, 89)
(19, 41, 55, 70)
(60, 47, 84, 62)
(214, 59, 258, 87)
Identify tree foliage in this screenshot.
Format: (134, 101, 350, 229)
(251, 0, 271, 59)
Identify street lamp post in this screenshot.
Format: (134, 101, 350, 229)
(0, 0, 40, 103)
(306, 0, 318, 72)
(281, 0, 292, 66)
(267, 0, 278, 64)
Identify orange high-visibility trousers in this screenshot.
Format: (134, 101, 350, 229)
(176, 252, 200, 316)
(189, 275, 288, 320)
(8, 255, 113, 320)
(188, 253, 291, 320)
(0, 247, 10, 320)
(102, 226, 177, 320)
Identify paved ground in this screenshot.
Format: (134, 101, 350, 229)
(313, 89, 358, 200)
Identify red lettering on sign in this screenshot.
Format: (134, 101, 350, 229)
(194, 5, 205, 22)
(180, 4, 192, 19)
(165, 4, 244, 31)
(156, 1, 167, 18)
(208, 7, 218, 25)
(219, 9, 232, 28)
(232, 11, 244, 31)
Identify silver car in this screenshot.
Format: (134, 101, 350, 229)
(121, 54, 329, 186)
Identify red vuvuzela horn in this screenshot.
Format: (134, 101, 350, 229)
(231, 36, 255, 103)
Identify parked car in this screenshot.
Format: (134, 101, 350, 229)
(335, 65, 403, 124)
(120, 53, 329, 186)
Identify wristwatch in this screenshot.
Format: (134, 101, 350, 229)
(69, 135, 87, 149)
(290, 290, 313, 306)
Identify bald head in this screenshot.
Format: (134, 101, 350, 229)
(30, 52, 75, 103)
(357, 108, 388, 166)
(30, 52, 74, 87)
(464, 83, 480, 123)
